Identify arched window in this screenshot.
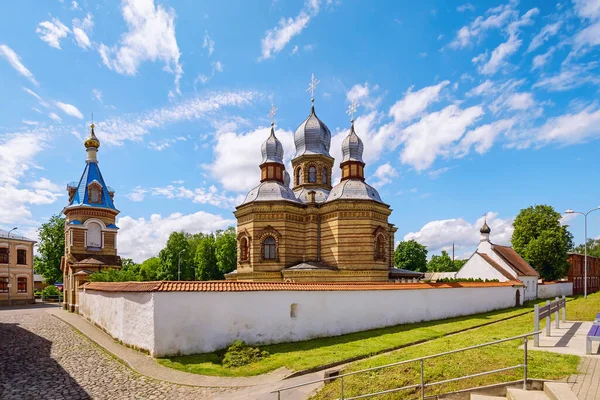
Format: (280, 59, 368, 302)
(296, 167, 302, 185)
(308, 166, 317, 183)
(89, 187, 101, 203)
(323, 168, 327, 184)
(240, 238, 249, 261)
(263, 237, 277, 260)
(375, 235, 385, 260)
(87, 222, 102, 248)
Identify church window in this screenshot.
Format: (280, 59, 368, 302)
(296, 168, 302, 185)
(308, 166, 317, 183)
(87, 222, 102, 248)
(89, 186, 101, 204)
(323, 168, 327, 184)
(375, 236, 385, 260)
(263, 236, 277, 260)
(240, 238, 249, 261)
(0, 248, 7, 264)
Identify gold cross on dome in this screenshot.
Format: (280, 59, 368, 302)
(268, 104, 278, 126)
(306, 73, 320, 102)
(346, 100, 359, 123)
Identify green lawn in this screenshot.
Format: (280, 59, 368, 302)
(158, 305, 530, 377)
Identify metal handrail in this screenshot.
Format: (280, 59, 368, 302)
(272, 330, 541, 400)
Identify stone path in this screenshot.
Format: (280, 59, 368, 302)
(568, 357, 600, 400)
(0, 306, 234, 399)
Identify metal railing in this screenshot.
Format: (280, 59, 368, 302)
(272, 331, 541, 400)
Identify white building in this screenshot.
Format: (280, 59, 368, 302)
(456, 221, 539, 301)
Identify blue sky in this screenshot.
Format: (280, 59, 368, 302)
(1, 0, 600, 262)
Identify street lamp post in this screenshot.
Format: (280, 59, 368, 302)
(7, 227, 18, 306)
(178, 249, 185, 281)
(565, 207, 600, 299)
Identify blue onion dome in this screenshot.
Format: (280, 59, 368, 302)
(261, 126, 284, 164)
(342, 123, 364, 163)
(84, 124, 100, 149)
(294, 105, 332, 157)
(284, 170, 291, 187)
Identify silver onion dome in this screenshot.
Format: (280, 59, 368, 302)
(341, 123, 364, 163)
(325, 180, 383, 203)
(294, 106, 332, 157)
(261, 126, 284, 164)
(283, 170, 291, 187)
(242, 181, 299, 204)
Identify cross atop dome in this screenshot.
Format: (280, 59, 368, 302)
(268, 104, 278, 127)
(306, 73, 320, 103)
(346, 100, 359, 123)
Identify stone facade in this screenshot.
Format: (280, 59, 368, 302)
(229, 105, 396, 282)
(0, 230, 36, 305)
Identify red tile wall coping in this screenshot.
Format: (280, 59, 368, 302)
(81, 280, 524, 293)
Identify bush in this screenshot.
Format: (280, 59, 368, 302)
(436, 278, 500, 283)
(41, 285, 61, 298)
(222, 341, 269, 368)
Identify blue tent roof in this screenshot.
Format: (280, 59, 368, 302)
(68, 220, 83, 225)
(65, 161, 118, 211)
(106, 223, 119, 229)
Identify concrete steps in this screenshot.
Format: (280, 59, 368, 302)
(506, 388, 550, 400)
(469, 382, 578, 400)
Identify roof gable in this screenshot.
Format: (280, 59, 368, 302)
(476, 252, 517, 281)
(492, 244, 539, 277)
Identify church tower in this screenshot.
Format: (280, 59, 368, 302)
(61, 124, 122, 312)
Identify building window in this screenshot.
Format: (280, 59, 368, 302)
(88, 185, 102, 204)
(308, 166, 317, 183)
(0, 248, 7, 264)
(323, 168, 327, 184)
(0, 277, 7, 293)
(375, 236, 385, 260)
(87, 222, 102, 248)
(17, 249, 26, 265)
(296, 167, 302, 185)
(240, 238, 249, 261)
(17, 277, 27, 293)
(263, 237, 277, 260)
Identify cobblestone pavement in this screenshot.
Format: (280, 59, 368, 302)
(0, 307, 235, 399)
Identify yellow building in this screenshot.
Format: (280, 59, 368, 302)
(0, 229, 36, 305)
(61, 124, 122, 311)
(228, 102, 396, 282)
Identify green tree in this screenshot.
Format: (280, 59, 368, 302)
(394, 240, 428, 272)
(158, 232, 194, 280)
(88, 268, 140, 282)
(215, 227, 237, 275)
(36, 214, 65, 284)
(139, 257, 161, 281)
(195, 234, 222, 280)
(121, 258, 139, 274)
(454, 259, 468, 270)
(427, 250, 457, 272)
(512, 204, 574, 281)
(574, 238, 600, 258)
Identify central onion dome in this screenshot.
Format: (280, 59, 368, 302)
(294, 105, 332, 158)
(261, 125, 284, 164)
(85, 124, 100, 149)
(341, 124, 364, 162)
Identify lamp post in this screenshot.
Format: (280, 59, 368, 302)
(7, 227, 18, 306)
(565, 207, 600, 299)
(178, 249, 185, 281)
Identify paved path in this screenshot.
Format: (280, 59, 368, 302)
(0, 306, 234, 399)
(568, 357, 600, 400)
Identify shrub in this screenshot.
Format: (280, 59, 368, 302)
(222, 340, 269, 368)
(436, 278, 500, 283)
(42, 285, 61, 298)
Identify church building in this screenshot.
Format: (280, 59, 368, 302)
(228, 94, 397, 282)
(61, 124, 122, 311)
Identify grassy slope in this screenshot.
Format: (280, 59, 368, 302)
(158, 305, 529, 377)
(313, 292, 600, 399)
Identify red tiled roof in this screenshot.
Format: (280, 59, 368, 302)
(81, 280, 522, 293)
(477, 252, 517, 281)
(492, 244, 539, 277)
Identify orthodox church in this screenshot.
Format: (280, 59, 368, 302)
(61, 124, 122, 311)
(228, 95, 397, 282)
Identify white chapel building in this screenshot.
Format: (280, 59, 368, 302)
(456, 221, 539, 300)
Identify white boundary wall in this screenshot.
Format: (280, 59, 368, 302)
(79, 285, 523, 356)
(537, 282, 573, 299)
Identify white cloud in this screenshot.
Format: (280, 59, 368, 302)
(370, 163, 398, 188)
(23, 88, 49, 107)
(427, 166, 455, 179)
(72, 13, 94, 50)
(21, 120, 39, 126)
(529, 105, 600, 145)
(449, 2, 517, 49)
(117, 211, 234, 262)
(533, 62, 600, 91)
(404, 212, 514, 255)
(389, 81, 449, 123)
(71, 1, 80, 10)
(92, 88, 103, 102)
(149, 184, 244, 209)
(573, 0, 600, 20)
(532, 47, 555, 70)
(194, 61, 224, 86)
(148, 136, 186, 151)
(203, 31, 215, 56)
(259, 0, 322, 60)
(457, 3, 475, 12)
(505, 92, 535, 111)
(55, 102, 84, 119)
(98, 0, 183, 95)
(49, 113, 62, 122)
(0, 45, 39, 86)
(126, 186, 147, 202)
(527, 21, 562, 53)
(572, 21, 600, 53)
(36, 18, 71, 49)
(346, 82, 381, 110)
(30, 178, 62, 193)
(456, 119, 514, 156)
(466, 80, 494, 96)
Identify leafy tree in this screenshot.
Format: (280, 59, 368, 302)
(158, 232, 194, 280)
(512, 204, 574, 281)
(36, 214, 65, 284)
(121, 258, 139, 274)
(215, 227, 237, 275)
(394, 240, 428, 272)
(574, 238, 600, 258)
(427, 250, 458, 272)
(195, 234, 222, 280)
(453, 259, 468, 270)
(139, 257, 161, 281)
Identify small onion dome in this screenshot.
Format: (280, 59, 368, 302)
(325, 180, 383, 203)
(294, 105, 332, 157)
(84, 124, 100, 149)
(242, 181, 299, 204)
(261, 125, 284, 164)
(341, 123, 364, 163)
(480, 220, 491, 234)
(283, 170, 291, 187)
